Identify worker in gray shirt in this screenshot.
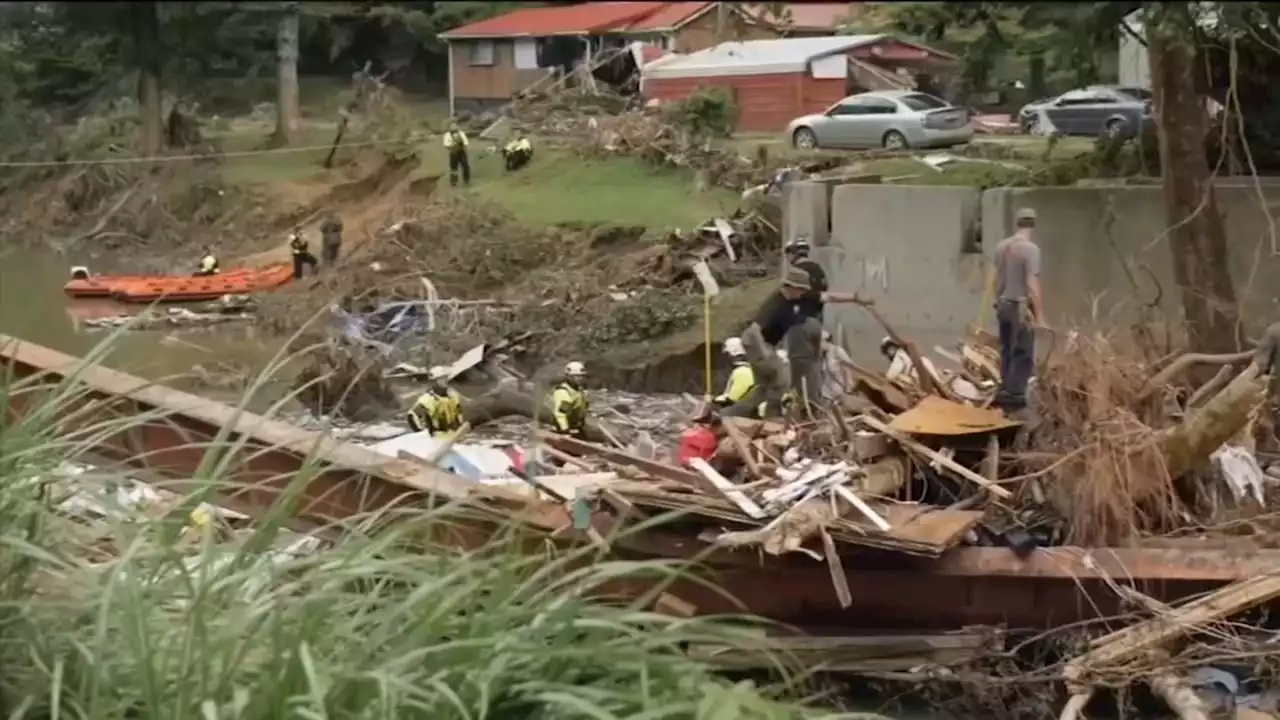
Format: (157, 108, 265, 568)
(992, 207, 1044, 417)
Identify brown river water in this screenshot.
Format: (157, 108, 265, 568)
(0, 245, 285, 392)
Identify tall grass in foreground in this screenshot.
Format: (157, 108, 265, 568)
(0, 334, 861, 720)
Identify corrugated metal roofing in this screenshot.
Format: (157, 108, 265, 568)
(625, 2, 713, 31)
(441, 2, 709, 39)
(643, 35, 885, 80)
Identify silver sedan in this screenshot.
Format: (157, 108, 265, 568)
(786, 90, 974, 151)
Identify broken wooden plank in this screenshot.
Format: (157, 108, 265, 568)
(859, 415, 1013, 499)
(687, 457, 767, 519)
(832, 483, 892, 532)
(539, 431, 708, 489)
(820, 529, 853, 609)
(654, 592, 698, 618)
(722, 419, 762, 478)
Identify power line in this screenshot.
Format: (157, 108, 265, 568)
(0, 137, 411, 168)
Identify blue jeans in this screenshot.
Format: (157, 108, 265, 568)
(996, 300, 1035, 412)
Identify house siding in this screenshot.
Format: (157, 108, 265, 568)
(672, 10, 777, 53)
(449, 40, 552, 112)
(647, 72, 827, 133)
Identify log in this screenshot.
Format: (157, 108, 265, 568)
(462, 384, 613, 444)
(1159, 363, 1266, 478)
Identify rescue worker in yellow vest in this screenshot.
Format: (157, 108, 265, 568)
(551, 361, 589, 439)
(406, 366, 464, 436)
(714, 337, 755, 407)
(443, 121, 471, 187)
(194, 246, 220, 277)
(289, 227, 318, 279)
(502, 130, 533, 172)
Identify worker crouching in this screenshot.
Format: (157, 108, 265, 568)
(194, 247, 220, 277)
(502, 131, 533, 172)
(289, 228, 319, 279)
(714, 337, 755, 408)
(551, 361, 590, 440)
(407, 367, 465, 436)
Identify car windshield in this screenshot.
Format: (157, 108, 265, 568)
(898, 93, 949, 111)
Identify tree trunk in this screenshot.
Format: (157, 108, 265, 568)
(273, 3, 301, 147)
(132, 0, 163, 156)
(1028, 52, 1046, 98)
(1147, 7, 1241, 355)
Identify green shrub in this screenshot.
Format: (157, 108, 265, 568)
(666, 87, 739, 140)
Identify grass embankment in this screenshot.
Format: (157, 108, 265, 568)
(0, 336, 872, 719)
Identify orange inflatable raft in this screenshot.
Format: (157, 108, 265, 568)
(63, 264, 293, 303)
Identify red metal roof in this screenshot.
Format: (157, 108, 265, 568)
(441, 2, 712, 39)
(625, 2, 713, 31)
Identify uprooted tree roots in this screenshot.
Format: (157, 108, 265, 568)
(1019, 334, 1267, 546)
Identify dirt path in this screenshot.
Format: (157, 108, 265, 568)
(237, 154, 432, 268)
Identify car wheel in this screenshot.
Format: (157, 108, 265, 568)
(882, 130, 908, 150)
(792, 127, 818, 150)
(1105, 118, 1126, 137)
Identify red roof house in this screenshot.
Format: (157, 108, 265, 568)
(439, 2, 861, 115)
(642, 35, 959, 133)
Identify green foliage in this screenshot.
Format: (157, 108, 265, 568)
(666, 87, 740, 140)
(584, 290, 701, 351)
(858, 2, 1141, 96)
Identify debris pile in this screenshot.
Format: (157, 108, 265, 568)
(384, 316, 1280, 713)
(260, 193, 787, 372)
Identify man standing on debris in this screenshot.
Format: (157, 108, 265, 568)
(737, 268, 808, 416)
(714, 337, 755, 408)
(407, 366, 464, 436)
(320, 213, 344, 267)
(993, 207, 1044, 418)
(289, 227, 318, 279)
(502, 129, 533, 172)
(194, 246, 219, 277)
(783, 237, 871, 409)
(551, 361, 590, 439)
(443, 120, 471, 187)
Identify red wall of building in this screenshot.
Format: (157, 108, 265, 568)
(646, 72, 845, 133)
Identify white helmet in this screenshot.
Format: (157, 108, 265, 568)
(723, 337, 746, 357)
(565, 361, 586, 377)
(879, 336, 899, 356)
(427, 366, 450, 381)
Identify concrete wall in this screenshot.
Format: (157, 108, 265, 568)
(813, 183, 1280, 364)
(823, 184, 987, 364)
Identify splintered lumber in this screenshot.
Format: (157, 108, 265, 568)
(687, 458, 767, 519)
(859, 415, 1013, 499)
(614, 486, 982, 557)
(539, 431, 707, 489)
(1159, 363, 1266, 478)
(1067, 573, 1280, 674)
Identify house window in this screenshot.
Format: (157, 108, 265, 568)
(469, 40, 496, 66)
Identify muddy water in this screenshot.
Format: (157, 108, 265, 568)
(0, 245, 286, 404)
